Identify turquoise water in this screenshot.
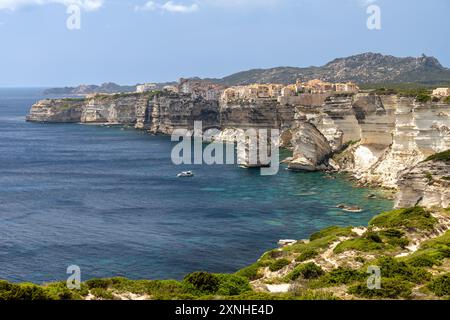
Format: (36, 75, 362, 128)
(0, 88, 393, 284)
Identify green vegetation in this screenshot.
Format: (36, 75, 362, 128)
(235, 262, 263, 281)
(424, 149, 450, 163)
(296, 249, 319, 262)
(182, 272, 220, 295)
(375, 257, 431, 284)
(309, 226, 355, 242)
(61, 97, 85, 102)
(444, 96, 450, 104)
(311, 268, 366, 288)
(404, 231, 450, 268)
(286, 263, 324, 281)
(1, 206, 449, 301)
(334, 237, 385, 254)
(269, 259, 290, 272)
(348, 278, 413, 299)
(369, 207, 437, 230)
(428, 274, 450, 297)
(415, 93, 432, 103)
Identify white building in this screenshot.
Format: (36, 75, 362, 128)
(432, 88, 450, 97)
(136, 83, 157, 93)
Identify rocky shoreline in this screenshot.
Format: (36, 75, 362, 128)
(27, 89, 450, 208)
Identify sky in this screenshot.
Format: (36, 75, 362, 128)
(0, 0, 449, 87)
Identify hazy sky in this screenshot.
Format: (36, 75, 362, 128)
(0, 0, 449, 87)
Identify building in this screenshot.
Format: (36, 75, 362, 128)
(334, 82, 359, 93)
(432, 88, 450, 97)
(178, 78, 224, 100)
(163, 85, 179, 93)
(136, 83, 157, 93)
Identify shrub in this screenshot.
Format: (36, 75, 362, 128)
(85, 278, 112, 289)
(90, 287, 114, 300)
(235, 263, 262, 281)
(376, 257, 431, 284)
(310, 226, 354, 241)
(407, 255, 438, 268)
(428, 274, 450, 297)
(296, 249, 319, 262)
(44, 282, 86, 300)
(216, 274, 251, 296)
(365, 231, 383, 243)
(348, 278, 413, 299)
(425, 150, 450, 163)
(0, 282, 51, 300)
(312, 267, 366, 288)
(334, 238, 385, 254)
(369, 207, 437, 230)
(269, 259, 290, 272)
(183, 272, 219, 295)
(287, 263, 324, 281)
(416, 93, 431, 103)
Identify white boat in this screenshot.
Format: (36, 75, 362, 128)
(177, 171, 194, 178)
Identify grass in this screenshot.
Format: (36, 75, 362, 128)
(403, 231, 450, 267)
(424, 150, 450, 163)
(285, 263, 324, 281)
(348, 278, 413, 299)
(334, 237, 385, 254)
(296, 249, 319, 262)
(309, 226, 355, 241)
(369, 207, 437, 231)
(269, 259, 290, 272)
(428, 274, 450, 297)
(310, 267, 366, 288)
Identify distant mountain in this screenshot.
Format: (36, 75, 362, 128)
(44, 53, 450, 94)
(43, 82, 138, 95)
(213, 53, 450, 86)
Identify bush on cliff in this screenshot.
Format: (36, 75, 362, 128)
(0, 281, 50, 300)
(415, 93, 432, 103)
(296, 249, 319, 262)
(269, 259, 290, 272)
(215, 274, 251, 296)
(428, 274, 450, 297)
(310, 226, 355, 241)
(348, 278, 413, 299)
(286, 263, 324, 281)
(235, 262, 263, 281)
(85, 278, 112, 290)
(405, 231, 450, 267)
(425, 150, 450, 163)
(311, 267, 366, 288)
(369, 207, 437, 231)
(333, 237, 385, 254)
(183, 272, 220, 295)
(375, 257, 431, 284)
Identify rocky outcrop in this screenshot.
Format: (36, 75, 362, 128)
(395, 158, 450, 209)
(26, 99, 85, 122)
(288, 121, 332, 171)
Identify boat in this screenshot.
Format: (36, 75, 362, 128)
(177, 171, 194, 178)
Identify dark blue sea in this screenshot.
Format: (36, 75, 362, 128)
(0, 88, 393, 284)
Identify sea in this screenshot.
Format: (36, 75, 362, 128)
(0, 88, 393, 284)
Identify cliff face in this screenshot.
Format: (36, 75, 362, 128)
(26, 99, 85, 122)
(395, 158, 450, 209)
(27, 91, 450, 206)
